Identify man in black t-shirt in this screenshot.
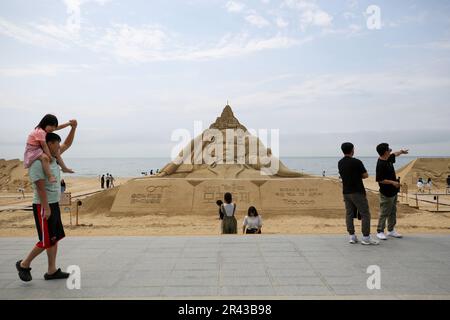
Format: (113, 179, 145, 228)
(338, 142, 379, 245)
(375, 143, 409, 240)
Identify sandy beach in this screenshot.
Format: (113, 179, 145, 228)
(1, 157, 449, 237)
(1, 176, 449, 237)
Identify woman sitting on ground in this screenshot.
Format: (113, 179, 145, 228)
(220, 192, 237, 234)
(242, 206, 262, 234)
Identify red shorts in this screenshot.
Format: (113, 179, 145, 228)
(32, 203, 65, 249)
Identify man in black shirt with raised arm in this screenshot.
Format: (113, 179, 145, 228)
(338, 142, 379, 245)
(375, 143, 409, 240)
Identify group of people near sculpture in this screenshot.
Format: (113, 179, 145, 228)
(217, 141, 409, 244)
(338, 142, 408, 245)
(216, 193, 263, 235)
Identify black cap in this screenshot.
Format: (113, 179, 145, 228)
(376, 143, 391, 156)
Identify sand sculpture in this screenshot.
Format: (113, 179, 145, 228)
(110, 105, 345, 215)
(0, 159, 30, 192)
(397, 158, 450, 190)
(157, 105, 303, 179)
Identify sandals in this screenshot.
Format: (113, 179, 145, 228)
(16, 260, 32, 282)
(44, 268, 70, 280)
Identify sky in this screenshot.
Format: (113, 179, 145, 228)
(0, 0, 450, 159)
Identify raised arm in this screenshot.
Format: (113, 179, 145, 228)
(56, 121, 72, 131)
(393, 149, 409, 157)
(60, 120, 77, 155)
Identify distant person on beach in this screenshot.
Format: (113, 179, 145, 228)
(150, 170, 154, 175)
(16, 120, 78, 282)
(60, 179, 66, 193)
(417, 178, 424, 193)
(375, 143, 408, 240)
(447, 175, 450, 189)
(110, 175, 115, 188)
(338, 142, 378, 245)
(106, 173, 110, 189)
(322, 170, 326, 177)
(24, 114, 75, 183)
(220, 192, 237, 234)
(100, 174, 105, 189)
(426, 178, 432, 194)
(242, 206, 262, 234)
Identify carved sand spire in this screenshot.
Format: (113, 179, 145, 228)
(209, 105, 247, 131)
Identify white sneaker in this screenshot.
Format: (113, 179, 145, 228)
(377, 232, 388, 240)
(387, 230, 403, 238)
(349, 235, 358, 244)
(361, 236, 380, 245)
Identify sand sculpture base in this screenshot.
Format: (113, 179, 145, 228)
(110, 177, 344, 215)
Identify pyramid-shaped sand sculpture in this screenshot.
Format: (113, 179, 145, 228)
(157, 105, 303, 179)
(110, 105, 345, 215)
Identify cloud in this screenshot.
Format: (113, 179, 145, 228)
(283, 0, 333, 30)
(245, 14, 270, 28)
(0, 64, 90, 77)
(385, 40, 450, 50)
(94, 24, 169, 62)
(225, 1, 245, 13)
(0, 18, 69, 49)
(232, 71, 450, 113)
(93, 24, 302, 62)
(275, 17, 289, 28)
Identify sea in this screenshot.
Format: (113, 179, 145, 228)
(63, 156, 425, 178)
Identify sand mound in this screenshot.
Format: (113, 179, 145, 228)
(78, 187, 119, 215)
(0, 159, 31, 192)
(397, 158, 450, 190)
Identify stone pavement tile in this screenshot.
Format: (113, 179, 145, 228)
(262, 257, 306, 264)
(268, 268, 316, 277)
(219, 251, 260, 258)
(173, 263, 219, 271)
(222, 257, 263, 263)
(219, 276, 271, 286)
(272, 276, 324, 286)
(220, 269, 267, 277)
(220, 263, 266, 272)
(323, 276, 368, 286)
(261, 250, 300, 256)
(177, 258, 219, 264)
(142, 251, 183, 258)
(128, 262, 175, 272)
(116, 275, 169, 287)
(166, 277, 219, 287)
(220, 286, 276, 297)
(161, 286, 219, 297)
(0, 271, 17, 281)
(0, 279, 16, 288)
(274, 285, 332, 296)
(170, 270, 219, 278)
(0, 288, 55, 299)
(331, 285, 390, 296)
(315, 268, 361, 277)
(264, 261, 310, 269)
(380, 284, 450, 295)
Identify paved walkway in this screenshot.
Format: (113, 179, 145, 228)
(1, 235, 450, 299)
